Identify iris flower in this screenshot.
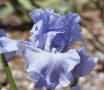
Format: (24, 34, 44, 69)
(0, 9, 98, 89)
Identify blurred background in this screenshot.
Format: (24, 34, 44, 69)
(0, 0, 104, 90)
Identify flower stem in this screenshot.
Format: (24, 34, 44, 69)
(0, 54, 17, 90)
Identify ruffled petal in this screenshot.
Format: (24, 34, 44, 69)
(69, 23, 82, 45)
(64, 12, 82, 45)
(73, 47, 98, 77)
(29, 9, 45, 23)
(0, 29, 17, 61)
(23, 46, 51, 80)
(0, 37, 18, 54)
(0, 30, 25, 61)
(29, 9, 54, 23)
(29, 9, 82, 51)
(62, 49, 80, 74)
(0, 34, 19, 61)
(29, 20, 64, 51)
(23, 47, 80, 88)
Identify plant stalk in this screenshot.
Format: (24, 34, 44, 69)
(0, 54, 17, 90)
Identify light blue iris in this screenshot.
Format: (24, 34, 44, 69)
(0, 9, 98, 89)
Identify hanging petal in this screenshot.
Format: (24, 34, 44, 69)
(23, 46, 81, 88)
(73, 47, 98, 77)
(0, 28, 6, 37)
(0, 37, 18, 54)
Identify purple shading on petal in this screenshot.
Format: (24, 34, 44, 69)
(73, 47, 98, 77)
(0, 29, 19, 61)
(0, 28, 6, 37)
(27, 9, 98, 89)
(29, 9, 82, 51)
(35, 77, 46, 88)
(29, 9, 54, 23)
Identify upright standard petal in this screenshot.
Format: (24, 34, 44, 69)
(29, 9, 82, 51)
(29, 9, 54, 23)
